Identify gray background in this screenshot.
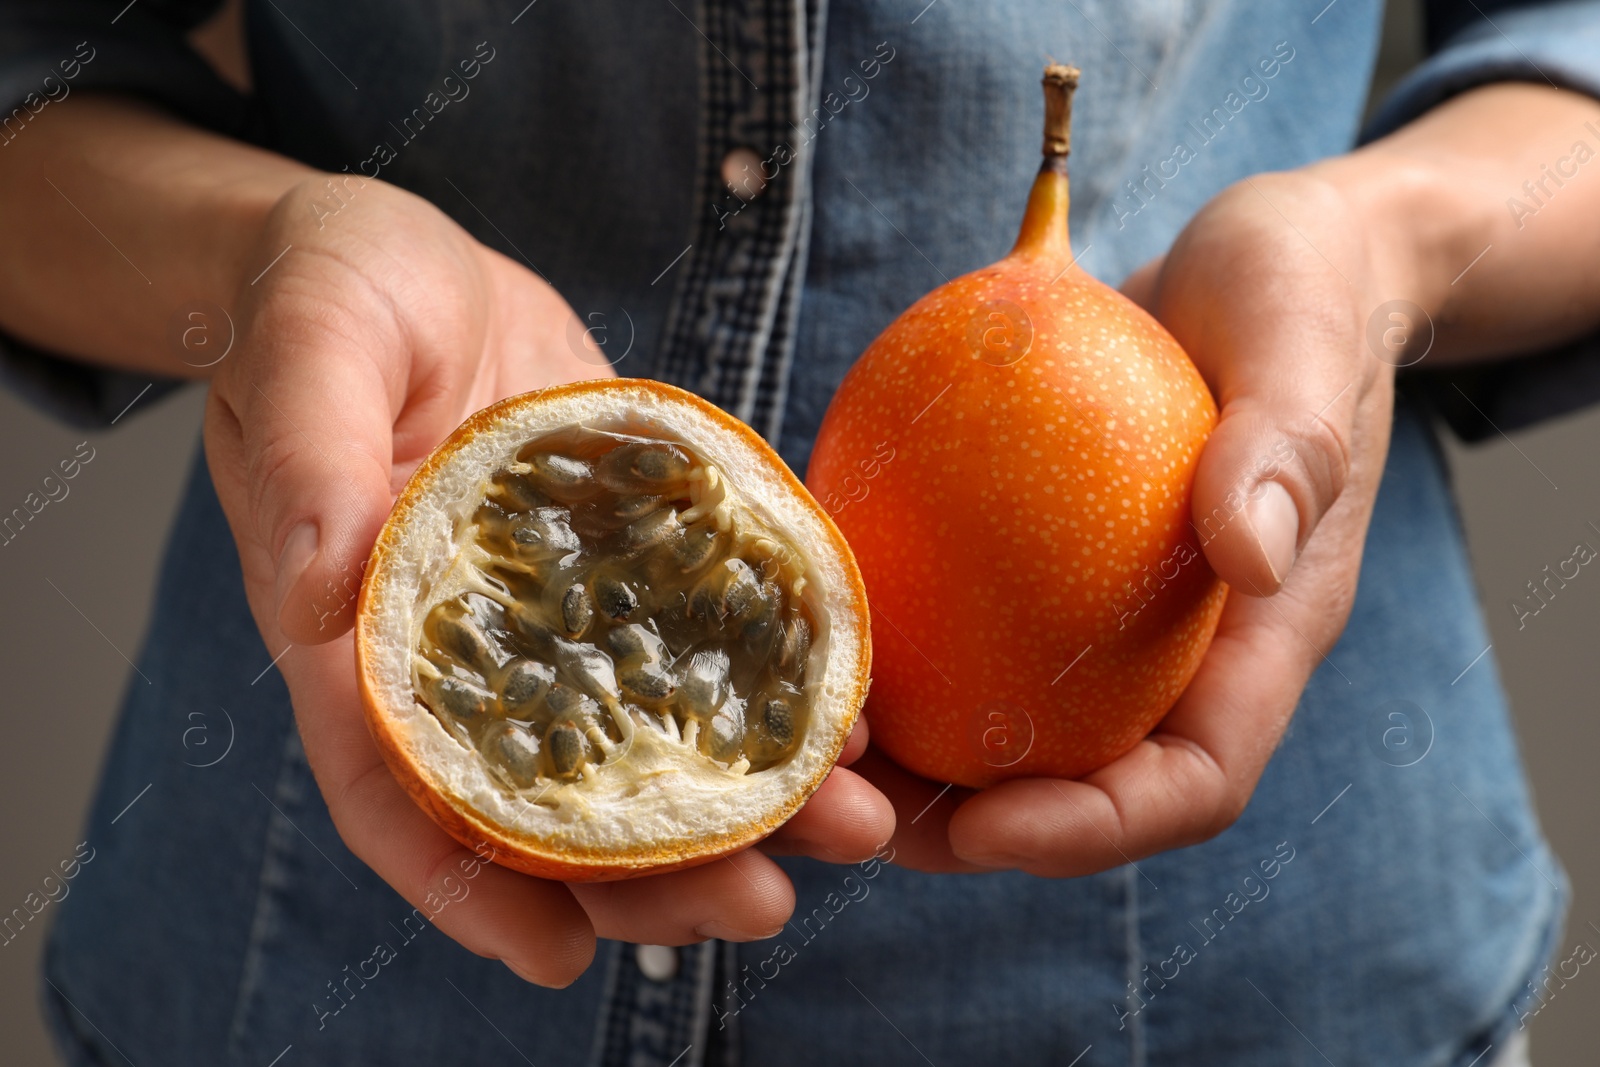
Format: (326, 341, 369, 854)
(2, 2, 1596, 1062)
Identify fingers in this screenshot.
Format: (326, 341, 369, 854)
(948, 573, 1313, 875)
(758, 717, 890, 860)
(947, 746, 1222, 876)
(758, 764, 895, 862)
(287, 629, 815, 974)
(949, 423, 1376, 876)
(947, 405, 1381, 874)
(941, 176, 1399, 877)
(287, 635, 597, 987)
(847, 747, 988, 873)
(574, 726, 894, 942)
(1118, 256, 1164, 312)
(474, 247, 620, 394)
(837, 715, 870, 767)
(207, 182, 507, 647)
(341, 764, 598, 985)
(1189, 371, 1365, 596)
(1151, 182, 1388, 596)
(571, 849, 795, 945)
(206, 271, 403, 644)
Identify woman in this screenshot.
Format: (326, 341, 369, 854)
(2, 0, 1595, 1062)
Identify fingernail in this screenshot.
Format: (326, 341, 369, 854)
(1246, 482, 1299, 585)
(694, 921, 784, 943)
(274, 522, 319, 622)
(786, 838, 853, 864)
(503, 959, 547, 986)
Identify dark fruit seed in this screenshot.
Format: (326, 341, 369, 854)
(614, 495, 665, 522)
(509, 509, 582, 561)
(503, 602, 555, 647)
(675, 522, 721, 573)
(435, 676, 491, 722)
(620, 665, 674, 701)
(706, 710, 744, 762)
(431, 610, 492, 668)
(546, 684, 582, 716)
(547, 721, 586, 776)
(527, 453, 592, 492)
(561, 583, 594, 636)
(778, 617, 812, 677)
(689, 566, 720, 618)
(484, 721, 541, 786)
(679, 647, 730, 717)
(694, 559, 760, 621)
(599, 443, 691, 491)
(607, 624, 647, 659)
(741, 583, 780, 646)
(472, 504, 514, 542)
(723, 561, 762, 619)
(461, 591, 507, 626)
(635, 445, 690, 483)
(500, 659, 554, 713)
(594, 574, 639, 620)
(621, 508, 681, 551)
(429, 427, 820, 783)
(763, 697, 795, 747)
(492, 472, 552, 512)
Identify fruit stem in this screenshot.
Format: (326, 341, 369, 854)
(1012, 64, 1080, 263)
(1041, 64, 1080, 160)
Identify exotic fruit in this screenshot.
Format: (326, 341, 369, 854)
(356, 379, 869, 880)
(808, 65, 1226, 788)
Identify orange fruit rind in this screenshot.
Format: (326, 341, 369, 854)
(356, 378, 870, 880)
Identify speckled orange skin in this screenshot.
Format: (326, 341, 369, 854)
(808, 167, 1226, 788)
(356, 379, 871, 881)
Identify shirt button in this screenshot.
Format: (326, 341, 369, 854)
(635, 943, 679, 982)
(721, 146, 769, 201)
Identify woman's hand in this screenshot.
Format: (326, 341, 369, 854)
(864, 168, 1401, 874)
(857, 83, 1600, 877)
(0, 95, 893, 986)
(205, 176, 893, 984)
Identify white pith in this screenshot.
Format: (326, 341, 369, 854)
(363, 385, 862, 860)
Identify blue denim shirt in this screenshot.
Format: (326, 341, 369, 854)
(5, 1, 1596, 1064)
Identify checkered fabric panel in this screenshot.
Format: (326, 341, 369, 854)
(654, 0, 819, 444)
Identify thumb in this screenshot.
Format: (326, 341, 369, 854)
(1189, 370, 1360, 597)
(1118, 256, 1165, 312)
(206, 322, 398, 645)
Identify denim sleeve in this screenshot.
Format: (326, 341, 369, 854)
(1364, 0, 1600, 441)
(0, 0, 248, 428)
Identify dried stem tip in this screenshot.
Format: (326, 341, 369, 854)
(1041, 64, 1081, 158)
